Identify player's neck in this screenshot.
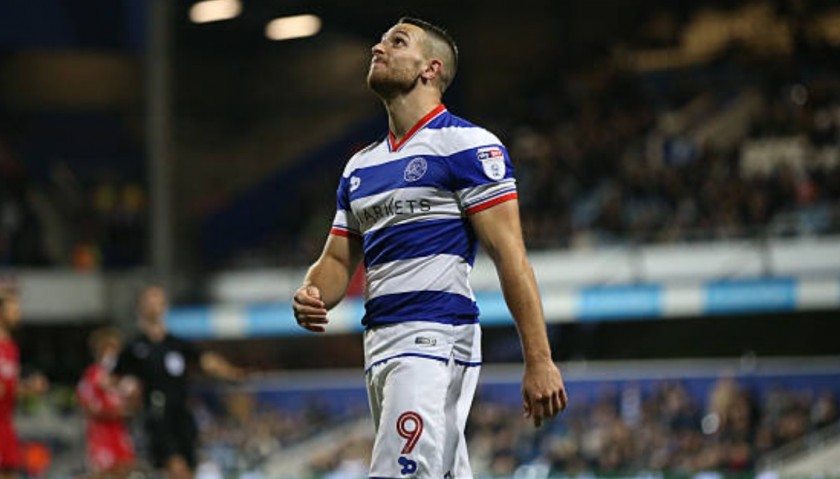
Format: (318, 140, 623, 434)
(0, 326, 9, 340)
(384, 91, 442, 142)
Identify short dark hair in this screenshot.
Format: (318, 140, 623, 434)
(398, 16, 459, 92)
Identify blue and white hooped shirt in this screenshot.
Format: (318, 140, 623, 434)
(330, 105, 517, 329)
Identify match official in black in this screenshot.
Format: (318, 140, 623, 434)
(114, 285, 245, 479)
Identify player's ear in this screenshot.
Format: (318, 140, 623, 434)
(422, 58, 443, 83)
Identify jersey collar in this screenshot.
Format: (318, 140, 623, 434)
(387, 104, 447, 152)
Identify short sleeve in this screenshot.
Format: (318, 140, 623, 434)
(451, 143, 518, 215)
(329, 175, 362, 238)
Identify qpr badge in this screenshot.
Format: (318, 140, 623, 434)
(404, 157, 428, 182)
(477, 146, 506, 180)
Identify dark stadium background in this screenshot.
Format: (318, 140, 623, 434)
(1, 0, 839, 477)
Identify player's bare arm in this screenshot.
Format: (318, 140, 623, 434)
(293, 233, 363, 333)
(200, 351, 246, 381)
(470, 199, 568, 427)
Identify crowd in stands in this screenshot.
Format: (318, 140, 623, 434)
(8, 369, 839, 478)
(1, 2, 839, 269)
(506, 63, 840, 251)
(195, 395, 316, 474)
(2, 1, 839, 478)
(509, 0, 840, 250)
(294, 376, 838, 477)
(249, 2, 840, 267)
(0, 137, 47, 266)
(468, 378, 837, 475)
(188, 386, 370, 478)
(0, 132, 147, 270)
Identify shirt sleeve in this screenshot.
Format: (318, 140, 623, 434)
(451, 142, 518, 215)
(329, 175, 362, 238)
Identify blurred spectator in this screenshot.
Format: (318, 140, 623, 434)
(811, 391, 838, 429)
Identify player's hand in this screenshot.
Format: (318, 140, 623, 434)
(292, 285, 329, 333)
(117, 376, 143, 413)
(522, 360, 567, 427)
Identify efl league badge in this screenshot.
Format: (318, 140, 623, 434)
(404, 157, 428, 182)
(477, 147, 505, 180)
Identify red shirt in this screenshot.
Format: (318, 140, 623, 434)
(0, 338, 21, 470)
(76, 363, 135, 471)
(0, 338, 19, 421)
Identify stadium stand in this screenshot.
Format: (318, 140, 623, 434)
(179, 359, 840, 478)
(190, 1, 840, 269)
(1, 0, 839, 478)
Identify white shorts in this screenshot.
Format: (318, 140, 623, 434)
(364, 321, 481, 479)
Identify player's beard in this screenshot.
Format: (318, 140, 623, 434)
(367, 63, 423, 99)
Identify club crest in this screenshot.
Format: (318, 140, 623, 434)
(404, 157, 428, 182)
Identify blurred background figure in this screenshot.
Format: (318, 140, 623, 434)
(0, 289, 49, 479)
(113, 285, 245, 479)
(76, 327, 137, 479)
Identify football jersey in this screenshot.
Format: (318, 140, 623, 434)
(0, 338, 19, 420)
(113, 333, 200, 417)
(77, 364, 127, 420)
(0, 338, 21, 470)
(76, 363, 135, 470)
(331, 105, 517, 328)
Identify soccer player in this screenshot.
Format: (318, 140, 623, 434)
(0, 289, 49, 479)
(292, 17, 568, 478)
(113, 285, 245, 479)
(77, 327, 137, 479)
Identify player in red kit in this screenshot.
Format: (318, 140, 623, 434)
(77, 327, 137, 479)
(0, 289, 48, 479)
(0, 294, 20, 479)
